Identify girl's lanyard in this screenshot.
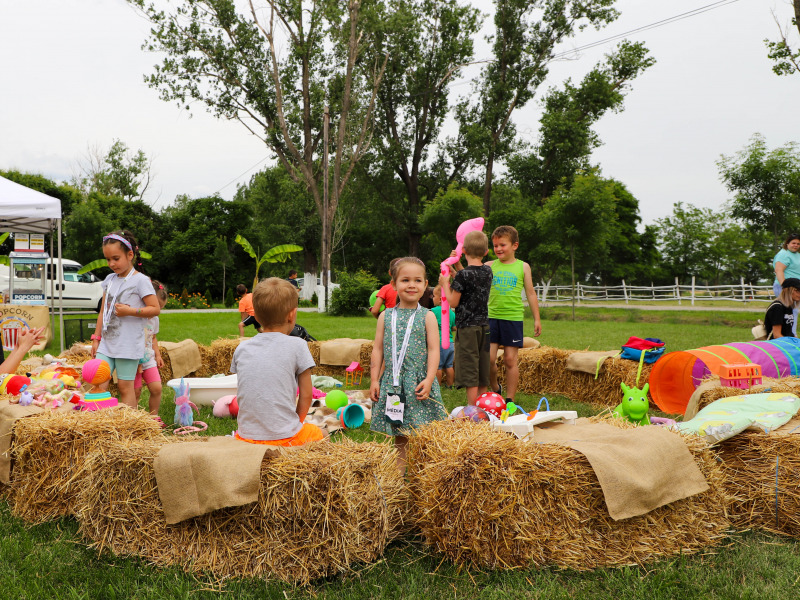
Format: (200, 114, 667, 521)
(102, 269, 135, 332)
(390, 304, 421, 389)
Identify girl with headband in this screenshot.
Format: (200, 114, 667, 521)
(90, 230, 160, 409)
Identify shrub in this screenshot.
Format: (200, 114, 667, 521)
(225, 288, 234, 308)
(204, 289, 213, 308)
(180, 288, 190, 307)
(329, 270, 379, 316)
(165, 294, 183, 310)
(185, 293, 210, 309)
(311, 292, 318, 306)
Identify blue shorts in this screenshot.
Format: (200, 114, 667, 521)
(489, 319, 524, 347)
(439, 345, 454, 369)
(95, 353, 140, 381)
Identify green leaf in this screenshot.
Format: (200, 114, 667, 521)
(235, 234, 257, 259)
(140, 250, 152, 260)
(260, 244, 302, 264)
(0, 256, 8, 266)
(0, 232, 9, 246)
(77, 259, 110, 274)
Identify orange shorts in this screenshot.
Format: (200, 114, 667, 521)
(234, 423, 324, 447)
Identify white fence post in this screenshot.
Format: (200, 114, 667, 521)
(740, 277, 746, 303)
(622, 279, 628, 305)
(675, 277, 681, 305)
(691, 276, 695, 306)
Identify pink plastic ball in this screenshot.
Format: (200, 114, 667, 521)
(476, 392, 506, 418)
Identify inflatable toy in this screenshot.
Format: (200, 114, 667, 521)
(439, 217, 484, 349)
(614, 382, 650, 426)
(368, 290, 385, 312)
(213, 394, 239, 418)
(454, 405, 491, 422)
(476, 391, 506, 418)
(325, 389, 349, 410)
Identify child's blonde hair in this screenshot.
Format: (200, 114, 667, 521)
(252, 278, 298, 327)
(390, 257, 426, 282)
(491, 225, 519, 245)
(779, 285, 800, 308)
(463, 230, 488, 258)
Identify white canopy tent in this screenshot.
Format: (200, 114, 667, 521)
(0, 175, 65, 352)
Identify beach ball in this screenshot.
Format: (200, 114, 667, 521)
(455, 405, 490, 423)
(476, 392, 506, 418)
(82, 359, 111, 385)
(368, 290, 385, 312)
(325, 389, 349, 410)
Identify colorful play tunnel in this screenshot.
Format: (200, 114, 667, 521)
(649, 337, 800, 415)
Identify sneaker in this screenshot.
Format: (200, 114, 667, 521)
(495, 384, 503, 396)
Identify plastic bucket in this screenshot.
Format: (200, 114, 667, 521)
(336, 403, 365, 429)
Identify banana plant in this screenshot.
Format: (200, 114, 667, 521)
(0, 232, 9, 266)
(234, 235, 302, 289)
(77, 250, 153, 274)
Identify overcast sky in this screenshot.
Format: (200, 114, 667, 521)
(2, 0, 799, 226)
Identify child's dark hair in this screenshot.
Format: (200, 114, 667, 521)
(151, 280, 168, 304)
(236, 284, 248, 296)
(390, 257, 426, 282)
(491, 225, 519, 245)
(288, 269, 298, 277)
(103, 230, 142, 269)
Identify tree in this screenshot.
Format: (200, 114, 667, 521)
(507, 41, 654, 204)
(717, 133, 800, 248)
(419, 184, 483, 269)
(454, 0, 619, 215)
(214, 236, 232, 302)
(655, 202, 715, 284)
(131, 0, 389, 309)
(234, 235, 302, 290)
(73, 139, 153, 202)
(765, 0, 800, 76)
(366, 0, 481, 254)
(538, 171, 617, 318)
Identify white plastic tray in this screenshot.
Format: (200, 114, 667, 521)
(166, 374, 238, 406)
(490, 410, 578, 441)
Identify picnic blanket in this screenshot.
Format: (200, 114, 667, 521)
(159, 339, 203, 379)
(153, 436, 289, 525)
(533, 419, 709, 520)
(319, 338, 370, 366)
(0, 399, 74, 484)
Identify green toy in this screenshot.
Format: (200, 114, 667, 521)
(368, 290, 385, 312)
(614, 382, 650, 426)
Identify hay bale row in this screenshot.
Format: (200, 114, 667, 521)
(717, 425, 800, 536)
(504, 347, 652, 410)
(407, 420, 729, 570)
(74, 437, 408, 585)
(9, 407, 163, 523)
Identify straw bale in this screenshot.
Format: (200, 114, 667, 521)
(9, 407, 163, 524)
(716, 424, 800, 536)
(694, 377, 800, 414)
(407, 420, 729, 570)
(307, 341, 373, 379)
(75, 438, 408, 584)
(505, 347, 652, 410)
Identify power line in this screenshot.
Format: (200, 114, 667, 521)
(214, 155, 271, 196)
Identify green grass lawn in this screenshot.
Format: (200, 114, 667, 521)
(5, 307, 798, 598)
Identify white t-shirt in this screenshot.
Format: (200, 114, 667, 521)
(230, 332, 316, 441)
(98, 270, 155, 360)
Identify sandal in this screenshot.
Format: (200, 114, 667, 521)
(152, 415, 166, 428)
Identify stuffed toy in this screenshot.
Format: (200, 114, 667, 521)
(173, 378, 207, 434)
(212, 394, 239, 418)
(614, 382, 650, 426)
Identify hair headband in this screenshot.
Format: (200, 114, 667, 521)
(103, 234, 132, 251)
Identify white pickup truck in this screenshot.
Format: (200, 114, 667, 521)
(0, 258, 104, 311)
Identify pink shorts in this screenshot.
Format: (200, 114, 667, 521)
(134, 366, 161, 389)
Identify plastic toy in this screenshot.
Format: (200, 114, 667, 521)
(19, 391, 33, 406)
(212, 394, 239, 418)
(718, 363, 762, 389)
(345, 361, 363, 386)
(335, 403, 365, 428)
(439, 217, 485, 350)
(77, 358, 118, 411)
(476, 391, 506, 418)
(613, 382, 650, 426)
(454, 405, 491, 422)
(368, 290, 385, 313)
(325, 389, 349, 410)
(173, 378, 208, 434)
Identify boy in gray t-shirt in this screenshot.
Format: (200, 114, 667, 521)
(231, 278, 324, 445)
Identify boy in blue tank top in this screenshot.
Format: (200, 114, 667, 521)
(487, 225, 541, 404)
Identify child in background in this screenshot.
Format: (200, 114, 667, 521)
(91, 230, 161, 409)
(371, 257, 447, 474)
(487, 225, 542, 404)
(237, 283, 261, 337)
(369, 258, 401, 318)
(439, 230, 492, 405)
(134, 280, 169, 421)
(431, 284, 455, 388)
(232, 278, 324, 446)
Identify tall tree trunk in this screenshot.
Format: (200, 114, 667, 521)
(408, 182, 421, 256)
(483, 149, 495, 217)
(571, 243, 576, 322)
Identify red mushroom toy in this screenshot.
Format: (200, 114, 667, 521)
(476, 392, 506, 418)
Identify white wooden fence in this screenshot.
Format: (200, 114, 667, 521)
(536, 277, 774, 305)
